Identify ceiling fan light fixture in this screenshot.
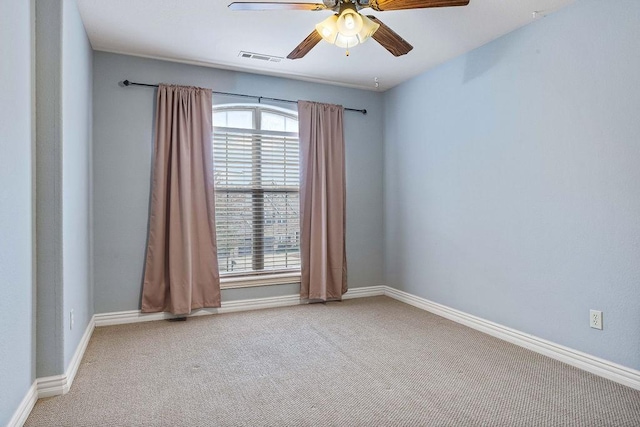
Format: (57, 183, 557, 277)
(315, 14, 339, 44)
(334, 33, 359, 49)
(336, 8, 363, 36)
(356, 14, 380, 43)
(313, 3, 381, 51)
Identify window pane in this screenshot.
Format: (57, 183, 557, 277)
(260, 137, 299, 188)
(226, 110, 253, 129)
(263, 192, 300, 270)
(214, 192, 254, 273)
(213, 133, 254, 188)
(214, 191, 300, 274)
(213, 111, 228, 127)
(285, 117, 298, 132)
(261, 112, 285, 131)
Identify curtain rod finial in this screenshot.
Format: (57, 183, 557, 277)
(122, 80, 131, 87)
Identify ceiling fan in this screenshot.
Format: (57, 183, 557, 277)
(228, 0, 470, 59)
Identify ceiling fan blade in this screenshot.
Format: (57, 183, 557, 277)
(228, 2, 328, 11)
(367, 16, 413, 57)
(287, 30, 323, 59)
(366, 0, 469, 12)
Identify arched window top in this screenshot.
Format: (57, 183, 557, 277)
(213, 103, 298, 133)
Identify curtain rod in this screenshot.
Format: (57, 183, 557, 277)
(122, 80, 367, 115)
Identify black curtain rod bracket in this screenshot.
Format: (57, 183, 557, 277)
(122, 79, 367, 115)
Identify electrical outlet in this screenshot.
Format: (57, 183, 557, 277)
(590, 309, 603, 330)
(70, 309, 74, 330)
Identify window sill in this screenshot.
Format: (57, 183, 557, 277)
(220, 271, 301, 289)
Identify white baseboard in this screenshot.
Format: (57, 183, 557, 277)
(94, 286, 383, 327)
(36, 374, 69, 399)
(36, 315, 95, 399)
(6, 382, 37, 427)
(384, 286, 640, 391)
(343, 285, 386, 299)
(7, 316, 95, 425)
(67, 315, 95, 387)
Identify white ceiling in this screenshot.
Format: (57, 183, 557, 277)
(76, 0, 575, 91)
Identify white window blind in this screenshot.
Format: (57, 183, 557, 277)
(213, 106, 300, 277)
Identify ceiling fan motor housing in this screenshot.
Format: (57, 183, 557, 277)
(322, 0, 338, 9)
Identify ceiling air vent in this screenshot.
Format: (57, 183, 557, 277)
(238, 51, 283, 63)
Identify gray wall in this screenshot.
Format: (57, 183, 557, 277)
(383, 0, 640, 370)
(0, 0, 35, 424)
(62, 0, 94, 370)
(36, 0, 64, 378)
(92, 52, 384, 313)
(36, 0, 94, 377)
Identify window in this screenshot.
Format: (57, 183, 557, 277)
(213, 105, 300, 286)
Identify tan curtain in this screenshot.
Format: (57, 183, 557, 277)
(298, 100, 347, 301)
(141, 84, 221, 315)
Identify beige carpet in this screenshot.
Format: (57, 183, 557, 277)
(26, 296, 640, 426)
